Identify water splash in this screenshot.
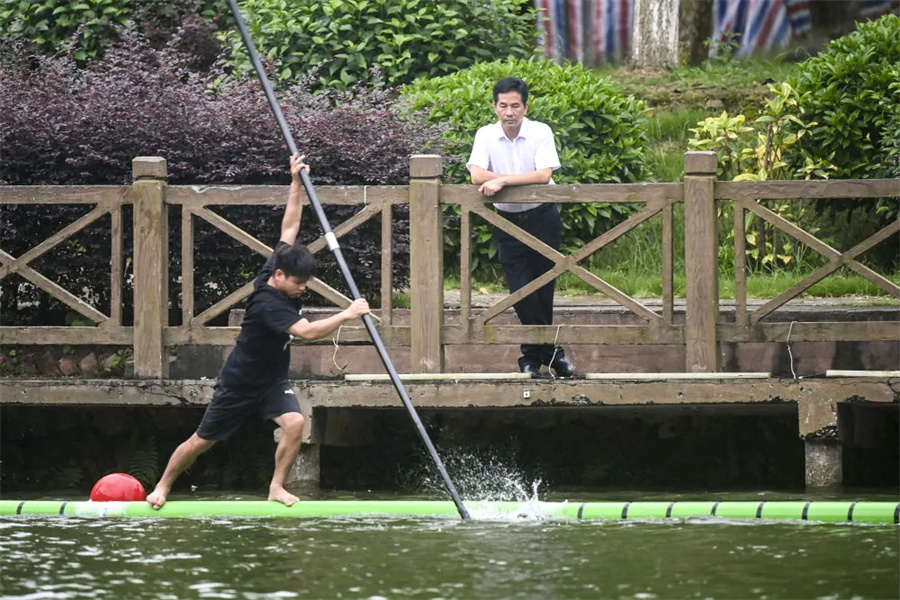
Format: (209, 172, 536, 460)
(414, 447, 548, 519)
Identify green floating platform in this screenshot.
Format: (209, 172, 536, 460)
(1, 500, 898, 524)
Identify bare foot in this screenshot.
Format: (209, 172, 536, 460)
(269, 486, 300, 507)
(146, 486, 169, 510)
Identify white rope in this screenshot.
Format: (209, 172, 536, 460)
(786, 321, 798, 380)
(548, 325, 562, 379)
(332, 324, 348, 373)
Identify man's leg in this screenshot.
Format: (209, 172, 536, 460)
(146, 433, 216, 509)
(495, 223, 544, 368)
(533, 237, 559, 365)
(525, 206, 573, 373)
(510, 205, 563, 366)
(269, 411, 305, 506)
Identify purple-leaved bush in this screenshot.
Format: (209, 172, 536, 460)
(1, 29, 443, 325)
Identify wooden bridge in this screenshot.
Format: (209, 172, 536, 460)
(2, 152, 898, 489)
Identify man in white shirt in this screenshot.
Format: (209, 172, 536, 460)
(466, 76, 575, 378)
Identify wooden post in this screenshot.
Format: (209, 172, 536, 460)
(132, 157, 169, 378)
(683, 151, 720, 372)
(409, 155, 444, 373)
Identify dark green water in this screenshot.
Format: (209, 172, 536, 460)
(1, 495, 898, 600)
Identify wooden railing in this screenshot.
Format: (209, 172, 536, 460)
(0, 185, 131, 346)
(437, 166, 685, 362)
(1, 152, 897, 377)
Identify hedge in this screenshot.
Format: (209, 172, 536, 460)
(784, 14, 900, 180)
(1, 29, 442, 325)
(220, 0, 537, 89)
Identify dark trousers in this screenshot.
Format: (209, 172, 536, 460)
(493, 203, 564, 364)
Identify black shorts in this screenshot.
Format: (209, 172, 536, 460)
(196, 379, 301, 442)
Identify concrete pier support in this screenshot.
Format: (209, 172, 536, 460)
(287, 444, 321, 490)
(805, 438, 843, 487)
(277, 404, 321, 490)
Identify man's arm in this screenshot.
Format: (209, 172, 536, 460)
(288, 298, 370, 341)
(280, 154, 309, 245)
(470, 166, 554, 197)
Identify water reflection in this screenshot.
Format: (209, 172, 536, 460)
(1, 513, 897, 599)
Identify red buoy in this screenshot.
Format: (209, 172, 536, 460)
(90, 473, 147, 502)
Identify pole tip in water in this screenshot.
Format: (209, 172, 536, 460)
(90, 473, 147, 502)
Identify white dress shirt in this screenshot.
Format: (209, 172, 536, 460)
(466, 117, 561, 213)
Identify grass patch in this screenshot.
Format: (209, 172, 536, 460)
(646, 140, 687, 181)
(739, 270, 900, 300)
(552, 269, 900, 302)
(557, 271, 681, 299)
(443, 275, 506, 295)
(392, 292, 411, 309)
(597, 57, 799, 102)
(446, 269, 899, 302)
(644, 108, 710, 181)
(668, 56, 799, 90)
(647, 108, 710, 143)
(597, 57, 802, 182)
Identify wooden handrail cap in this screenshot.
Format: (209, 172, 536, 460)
(410, 155, 443, 178)
(133, 157, 168, 180)
(684, 151, 717, 175)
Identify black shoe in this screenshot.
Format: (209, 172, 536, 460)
(518, 358, 543, 378)
(549, 356, 576, 377)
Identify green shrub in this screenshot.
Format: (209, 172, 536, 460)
(688, 83, 836, 182)
(688, 111, 756, 180)
(220, 0, 537, 89)
(0, 0, 223, 61)
(778, 15, 899, 271)
(882, 79, 900, 181)
(876, 86, 899, 222)
(0, 0, 130, 60)
(784, 14, 900, 179)
(402, 57, 649, 275)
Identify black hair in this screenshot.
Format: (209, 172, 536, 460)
(273, 242, 316, 281)
(492, 76, 529, 104)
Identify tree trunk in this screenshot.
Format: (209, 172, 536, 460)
(631, 0, 680, 69)
(679, 0, 713, 66)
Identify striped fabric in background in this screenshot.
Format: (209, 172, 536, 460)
(711, 0, 799, 58)
(534, 0, 898, 66)
(784, 0, 812, 37)
(534, 0, 633, 65)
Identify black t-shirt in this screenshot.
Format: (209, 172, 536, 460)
(218, 241, 304, 391)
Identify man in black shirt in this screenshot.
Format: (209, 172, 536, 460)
(147, 154, 370, 509)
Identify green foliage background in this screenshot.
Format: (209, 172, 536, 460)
(2, 2, 894, 282)
(784, 14, 900, 180)
(0, 0, 131, 60)
(220, 0, 537, 88)
(777, 15, 899, 267)
(0, 0, 225, 60)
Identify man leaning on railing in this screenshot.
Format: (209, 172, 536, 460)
(466, 76, 576, 379)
